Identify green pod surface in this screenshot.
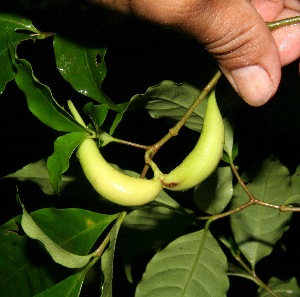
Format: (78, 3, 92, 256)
(161, 90, 224, 191)
(68, 101, 162, 206)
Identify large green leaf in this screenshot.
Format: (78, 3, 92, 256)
(24, 208, 118, 256)
(20, 205, 94, 268)
(193, 166, 233, 215)
(0, 13, 40, 93)
(129, 80, 206, 132)
(54, 34, 120, 111)
(0, 215, 66, 297)
(258, 277, 300, 297)
(9, 42, 87, 132)
(230, 157, 292, 268)
(47, 132, 87, 194)
(135, 230, 229, 297)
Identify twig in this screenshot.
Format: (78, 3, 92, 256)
(267, 15, 300, 30)
(142, 70, 222, 177)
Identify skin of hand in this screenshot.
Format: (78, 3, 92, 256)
(89, 0, 300, 106)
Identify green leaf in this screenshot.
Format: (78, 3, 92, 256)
(54, 34, 119, 111)
(26, 208, 117, 256)
(109, 102, 129, 135)
(19, 201, 118, 268)
(0, 13, 40, 93)
(100, 212, 126, 297)
(288, 164, 300, 204)
(9, 42, 87, 132)
(34, 264, 92, 297)
(193, 166, 233, 215)
(258, 277, 300, 297)
(135, 230, 229, 297)
(21, 207, 93, 269)
(230, 157, 292, 268)
(227, 263, 258, 283)
(1, 159, 75, 195)
(222, 117, 238, 164)
(129, 80, 206, 132)
(117, 193, 195, 283)
(47, 132, 87, 193)
(84, 102, 110, 128)
(0, 217, 64, 297)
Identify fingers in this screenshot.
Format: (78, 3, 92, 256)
(90, 0, 300, 106)
(250, 0, 300, 66)
(178, 0, 281, 106)
(271, 9, 300, 66)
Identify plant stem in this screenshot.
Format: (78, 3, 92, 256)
(199, 160, 300, 221)
(113, 138, 150, 150)
(142, 70, 222, 176)
(266, 15, 300, 30)
(227, 246, 279, 297)
(93, 212, 127, 257)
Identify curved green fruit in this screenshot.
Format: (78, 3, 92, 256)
(161, 90, 224, 191)
(68, 101, 162, 206)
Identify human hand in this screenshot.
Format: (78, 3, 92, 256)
(90, 0, 300, 106)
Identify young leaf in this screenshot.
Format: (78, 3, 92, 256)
(135, 230, 229, 297)
(84, 102, 110, 128)
(47, 132, 87, 194)
(230, 157, 292, 268)
(129, 80, 206, 132)
(9, 42, 87, 132)
(193, 166, 233, 215)
(54, 34, 120, 111)
(109, 102, 129, 135)
(100, 212, 126, 297)
(0, 13, 40, 93)
(258, 277, 300, 296)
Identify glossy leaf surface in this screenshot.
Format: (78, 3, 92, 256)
(47, 132, 87, 193)
(19, 205, 117, 267)
(10, 44, 86, 132)
(54, 34, 119, 111)
(0, 13, 39, 93)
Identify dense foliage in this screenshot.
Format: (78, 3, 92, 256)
(1, 1, 300, 296)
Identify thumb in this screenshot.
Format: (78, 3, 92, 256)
(178, 1, 281, 106)
(91, 0, 281, 106)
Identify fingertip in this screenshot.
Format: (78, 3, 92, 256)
(228, 65, 279, 106)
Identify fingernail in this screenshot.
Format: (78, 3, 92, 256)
(231, 65, 275, 106)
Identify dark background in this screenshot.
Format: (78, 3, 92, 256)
(1, 1, 300, 296)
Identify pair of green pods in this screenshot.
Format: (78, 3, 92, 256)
(71, 90, 224, 206)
